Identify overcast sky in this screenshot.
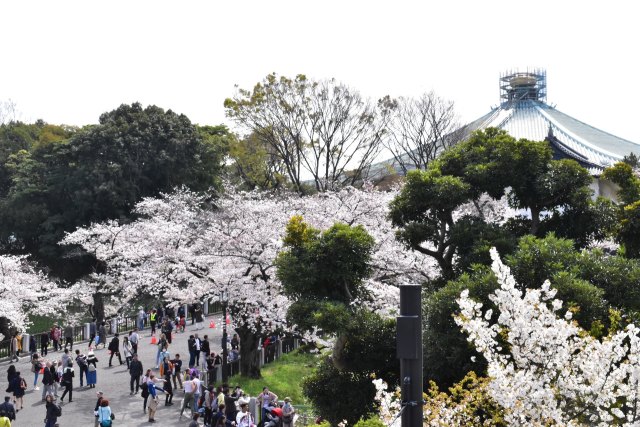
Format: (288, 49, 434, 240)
(1, 0, 639, 143)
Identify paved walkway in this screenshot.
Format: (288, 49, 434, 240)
(1, 315, 227, 426)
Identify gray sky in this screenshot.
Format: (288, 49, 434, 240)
(1, 0, 639, 143)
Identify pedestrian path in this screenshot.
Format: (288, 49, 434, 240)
(1, 315, 226, 426)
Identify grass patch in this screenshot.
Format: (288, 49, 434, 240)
(229, 350, 318, 405)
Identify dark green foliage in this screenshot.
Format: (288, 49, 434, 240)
(450, 216, 518, 273)
(0, 103, 226, 278)
(303, 356, 377, 426)
(303, 312, 397, 426)
(389, 128, 599, 280)
(424, 234, 626, 387)
(423, 265, 496, 387)
(277, 216, 375, 330)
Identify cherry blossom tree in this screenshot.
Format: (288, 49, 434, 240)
(0, 254, 65, 340)
(62, 185, 433, 375)
(452, 248, 640, 426)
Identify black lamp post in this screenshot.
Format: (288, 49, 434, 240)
(220, 290, 229, 382)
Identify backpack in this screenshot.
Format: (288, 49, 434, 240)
(140, 382, 149, 398)
(55, 404, 62, 417)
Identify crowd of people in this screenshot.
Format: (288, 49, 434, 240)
(1, 305, 296, 427)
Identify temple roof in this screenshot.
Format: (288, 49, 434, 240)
(474, 99, 640, 173)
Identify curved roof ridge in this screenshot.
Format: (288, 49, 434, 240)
(534, 104, 622, 161)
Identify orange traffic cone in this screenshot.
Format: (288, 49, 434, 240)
(209, 320, 216, 328)
(150, 334, 157, 344)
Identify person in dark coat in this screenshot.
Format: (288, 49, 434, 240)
(108, 333, 123, 366)
(44, 394, 58, 427)
(40, 332, 50, 357)
(0, 396, 16, 421)
(98, 322, 107, 348)
(129, 353, 144, 395)
(10, 372, 25, 411)
(59, 360, 74, 403)
(42, 361, 55, 400)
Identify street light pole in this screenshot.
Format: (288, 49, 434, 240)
(221, 291, 228, 382)
(397, 284, 423, 427)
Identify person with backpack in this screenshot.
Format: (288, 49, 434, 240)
(87, 350, 99, 388)
(97, 399, 113, 427)
(0, 397, 16, 423)
(59, 360, 75, 403)
(129, 329, 140, 355)
(9, 372, 25, 412)
(75, 349, 89, 387)
(31, 353, 42, 390)
(44, 394, 60, 427)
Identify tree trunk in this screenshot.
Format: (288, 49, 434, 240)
(92, 293, 105, 326)
(530, 206, 541, 236)
(0, 317, 13, 342)
(237, 326, 261, 378)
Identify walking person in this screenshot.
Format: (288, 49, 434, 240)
(41, 361, 55, 400)
(122, 336, 133, 368)
(180, 374, 195, 419)
(129, 354, 143, 395)
(75, 349, 89, 387)
(89, 319, 97, 349)
(50, 324, 61, 352)
(129, 329, 140, 355)
(54, 360, 63, 397)
(155, 334, 168, 368)
(44, 394, 60, 427)
(141, 369, 152, 413)
(59, 360, 74, 403)
(146, 374, 162, 423)
(137, 307, 146, 331)
(63, 324, 74, 351)
(98, 322, 107, 349)
(87, 349, 99, 388)
(9, 335, 19, 362)
(31, 353, 42, 390)
(163, 364, 174, 406)
(93, 391, 104, 427)
(97, 399, 113, 427)
(40, 332, 50, 356)
(108, 333, 123, 367)
(9, 372, 25, 412)
(171, 354, 183, 389)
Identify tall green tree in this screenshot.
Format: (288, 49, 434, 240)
(389, 128, 601, 279)
(602, 162, 640, 258)
(0, 103, 227, 322)
(277, 216, 397, 423)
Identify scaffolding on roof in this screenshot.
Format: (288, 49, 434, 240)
(500, 68, 547, 106)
